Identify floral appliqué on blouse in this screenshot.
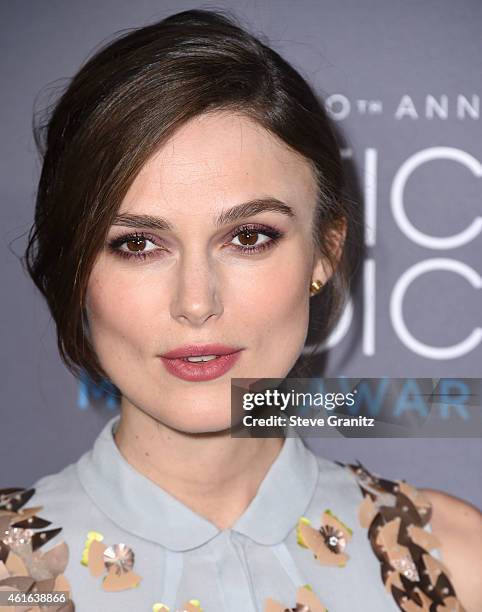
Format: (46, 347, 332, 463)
(343, 461, 466, 612)
(81, 530, 142, 591)
(297, 509, 352, 567)
(0, 486, 74, 611)
(265, 584, 327, 612)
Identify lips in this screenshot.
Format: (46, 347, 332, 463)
(161, 344, 242, 359)
(159, 344, 244, 382)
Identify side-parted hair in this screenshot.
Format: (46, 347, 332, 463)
(24, 8, 363, 385)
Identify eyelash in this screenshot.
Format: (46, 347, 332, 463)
(106, 224, 284, 261)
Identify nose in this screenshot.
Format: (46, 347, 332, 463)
(170, 250, 224, 326)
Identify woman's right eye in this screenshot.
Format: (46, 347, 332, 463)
(107, 232, 165, 261)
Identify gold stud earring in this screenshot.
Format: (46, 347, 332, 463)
(309, 279, 324, 296)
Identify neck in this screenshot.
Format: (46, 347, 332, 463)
(114, 400, 284, 530)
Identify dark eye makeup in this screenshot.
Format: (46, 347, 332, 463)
(106, 223, 284, 261)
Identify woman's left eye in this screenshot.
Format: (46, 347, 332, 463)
(228, 225, 283, 254)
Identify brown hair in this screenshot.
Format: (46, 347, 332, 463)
(23, 8, 363, 386)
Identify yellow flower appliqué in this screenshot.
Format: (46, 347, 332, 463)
(265, 584, 328, 612)
(152, 599, 203, 611)
(81, 530, 141, 591)
(297, 509, 352, 567)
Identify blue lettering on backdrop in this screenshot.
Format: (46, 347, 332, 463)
(77, 370, 120, 410)
(438, 379, 470, 419)
(393, 379, 430, 417)
(77, 374, 473, 421)
(298, 378, 473, 421)
(339, 377, 390, 416)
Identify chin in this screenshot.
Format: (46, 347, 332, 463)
(164, 410, 234, 436)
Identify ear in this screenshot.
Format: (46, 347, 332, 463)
(311, 217, 347, 283)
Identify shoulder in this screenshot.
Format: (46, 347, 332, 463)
(420, 488, 482, 611)
(30, 462, 81, 499)
(335, 460, 480, 610)
(2, 461, 83, 507)
(421, 487, 482, 534)
(26, 462, 86, 515)
(0, 464, 86, 609)
(1, 460, 93, 539)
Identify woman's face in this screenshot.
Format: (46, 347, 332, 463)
(85, 111, 327, 433)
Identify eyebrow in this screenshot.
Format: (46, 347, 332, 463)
(111, 198, 295, 231)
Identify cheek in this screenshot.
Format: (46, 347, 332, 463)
(265, 268, 309, 342)
(85, 267, 162, 367)
(233, 247, 311, 366)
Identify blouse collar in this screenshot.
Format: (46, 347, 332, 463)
(77, 415, 319, 552)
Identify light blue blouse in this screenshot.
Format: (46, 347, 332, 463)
(2, 415, 455, 612)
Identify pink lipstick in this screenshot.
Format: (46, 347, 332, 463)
(160, 344, 244, 382)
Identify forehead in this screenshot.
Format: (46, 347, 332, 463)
(119, 111, 318, 218)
